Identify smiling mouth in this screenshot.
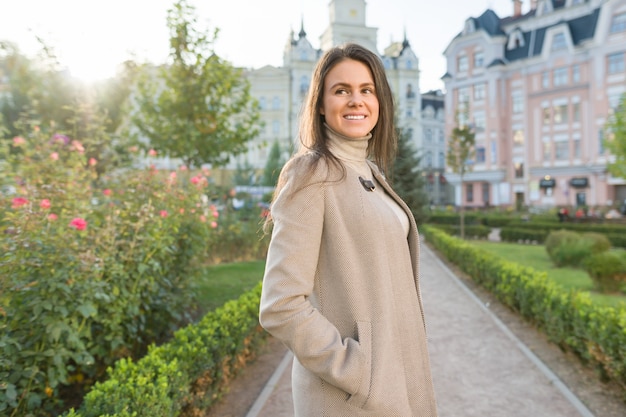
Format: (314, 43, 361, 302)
(344, 115, 365, 120)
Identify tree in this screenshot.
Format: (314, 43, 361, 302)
(605, 94, 626, 179)
(130, 0, 261, 169)
(391, 127, 430, 226)
(261, 140, 284, 186)
(446, 107, 475, 239)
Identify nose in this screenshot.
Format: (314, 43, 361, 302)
(349, 94, 364, 106)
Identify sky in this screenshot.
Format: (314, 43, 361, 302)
(0, 0, 518, 92)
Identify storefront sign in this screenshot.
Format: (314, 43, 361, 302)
(539, 178, 556, 188)
(569, 177, 589, 188)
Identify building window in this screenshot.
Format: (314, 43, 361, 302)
(599, 129, 605, 154)
(272, 120, 280, 135)
(514, 163, 524, 178)
(551, 32, 567, 52)
(553, 104, 568, 124)
(272, 96, 280, 110)
(512, 92, 524, 114)
(473, 83, 486, 101)
(458, 55, 468, 72)
(572, 65, 580, 83)
(543, 107, 551, 124)
(425, 128, 433, 142)
(475, 146, 486, 163)
(482, 183, 490, 205)
(490, 141, 497, 164)
(407, 128, 414, 140)
(542, 71, 550, 88)
(425, 151, 433, 167)
(259, 97, 267, 110)
(466, 184, 474, 203)
(543, 139, 551, 161)
(555, 141, 569, 160)
(473, 51, 484, 68)
(458, 87, 470, 104)
(439, 130, 444, 143)
(473, 111, 486, 132)
(610, 12, 626, 33)
(553, 67, 568, 86)
(507, 30, 525, 50)
(608, 52, 625, 74)
(300, 76, 309, 94)
(573, 102, 581, 122)
(513, 129, 524, 147)
(438, 152, 445, 168)
(573, 137, 581, 159)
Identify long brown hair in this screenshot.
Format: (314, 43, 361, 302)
(298, 42, 397, 173)
(264, 43, 397, 232)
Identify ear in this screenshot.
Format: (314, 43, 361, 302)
(319, 107, 325, 116)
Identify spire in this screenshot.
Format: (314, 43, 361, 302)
(298, 16, 307, 39)
(402, 27, 410, 49)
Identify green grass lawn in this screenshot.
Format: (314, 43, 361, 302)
(472, 241, 626, 308)
(194, 260, 265, 312)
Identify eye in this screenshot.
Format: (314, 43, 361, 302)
(362, 87, 375, 94)
(335, 88, 349, 95)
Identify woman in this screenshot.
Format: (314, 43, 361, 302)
(259, 43, 438, 416)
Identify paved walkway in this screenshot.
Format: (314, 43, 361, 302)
(245, 242, 595, 417)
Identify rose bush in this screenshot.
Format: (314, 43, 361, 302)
(0, 124, 222, 415)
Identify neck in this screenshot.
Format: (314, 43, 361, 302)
(325, 123, 371, 163)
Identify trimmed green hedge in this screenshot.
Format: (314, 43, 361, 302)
(421, 225, 626, 398)
(64, 282, 267, 417)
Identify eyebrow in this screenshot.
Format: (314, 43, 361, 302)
(328, 82, 375, 89)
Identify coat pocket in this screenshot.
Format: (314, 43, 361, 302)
(346, 320, 372, 409)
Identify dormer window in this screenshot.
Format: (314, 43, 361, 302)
(611, 12, 626, 33)
(551, 33, 567, 52)
(543, 26, 573, 58)
(536, 0, 553, 16)
(458, 55, 468, 72)
(463, 19, 476, 35)
(507, 29, 525, 50)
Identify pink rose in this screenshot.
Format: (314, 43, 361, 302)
(40, 199, 51, 209)
(190, 176, 201, 184)
(212, 210, 219, 218)
(11, 197, 28, 208)
(148, 149, 157, 157)
(89, 158, 97, 166)
(199, 215, 207, 223)
(50, 152, 59, 161)
(210, 221, 218, 229)
(103, 189, 112, 196)
(69, 217, 87, 231)
(48, 213, 58, 221)
(160, 210, 168, 218)
(12, 136, 25, 146)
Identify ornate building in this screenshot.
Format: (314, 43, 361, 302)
(233, 0, 432, 188)
(442, 0, 626, 210)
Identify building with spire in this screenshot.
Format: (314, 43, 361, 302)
(232, 0, 447, 206)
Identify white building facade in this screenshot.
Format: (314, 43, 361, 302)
(442, 0, 626, 210)
(234, 0, 429, 182)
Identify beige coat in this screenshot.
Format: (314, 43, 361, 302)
(260, 154, 438, 416)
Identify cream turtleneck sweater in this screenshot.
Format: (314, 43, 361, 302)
(325, 125, 410, 236)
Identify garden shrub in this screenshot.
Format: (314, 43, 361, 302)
(65, 283, 266, 417)
(421, 225, 626, 398)
(0, 125, 220, 415)
(583, 252, 626, 293)
(545, 230, 609, 267)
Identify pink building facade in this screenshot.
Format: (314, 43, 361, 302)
(442, 0, 626, 210)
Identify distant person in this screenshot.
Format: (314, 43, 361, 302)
(259, 43, 438, 416)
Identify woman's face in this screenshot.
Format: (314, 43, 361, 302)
(320, 59, 379, 139)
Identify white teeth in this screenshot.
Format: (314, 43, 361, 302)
(345, 115, 365, 120)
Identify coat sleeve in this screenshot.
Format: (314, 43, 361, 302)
(259, 157, 369, 399)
